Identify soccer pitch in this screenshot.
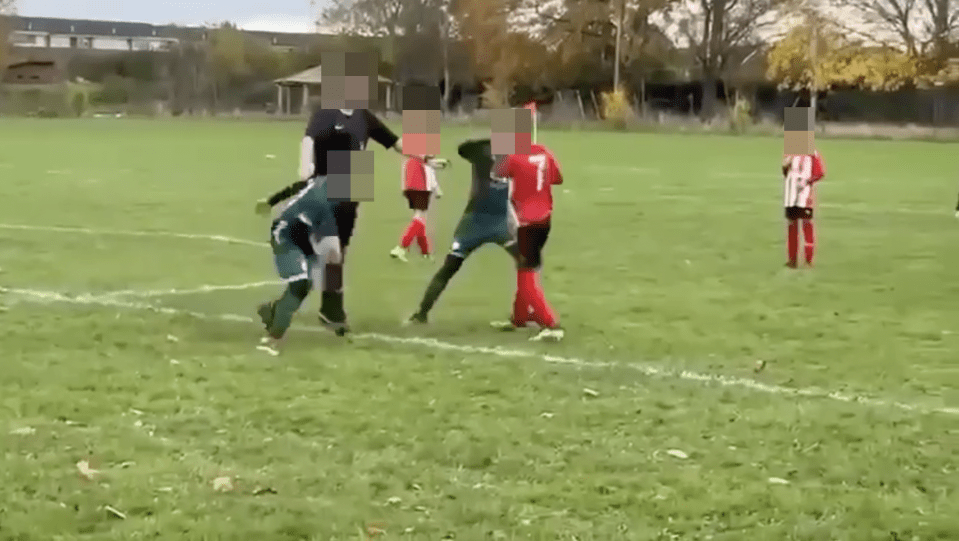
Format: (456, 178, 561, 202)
(1, 118, 957, 540)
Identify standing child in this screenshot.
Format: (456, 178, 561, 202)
(782, 106, 826, 269)
(391, 155, 444, 261)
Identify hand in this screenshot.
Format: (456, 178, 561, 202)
(255, 200, 271, 215)
(427, 157, 449, 170)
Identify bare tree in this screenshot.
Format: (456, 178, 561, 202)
(838, 0, 959, 60)
(318, 0, 407, 54)
(658, 0, 782, 118)
(1, 0, 16, 82)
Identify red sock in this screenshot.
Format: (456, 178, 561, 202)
(511, 271, 529, 326)
(415, 219, 430, 255)
(400, 219, 418, 249)
(787, 220, 799, 266)
(520, 270, 557, 328)
(802, 219, 815, 265)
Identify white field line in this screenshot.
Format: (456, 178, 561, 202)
(0, 223, 266, 248)
(100, 281, 280, 299)
(2, 285, 957, 418)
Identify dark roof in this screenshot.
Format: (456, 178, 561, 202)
(244, 30, 318, 48)
(7, 16, 181, 38)
(7, 60, 55, 68)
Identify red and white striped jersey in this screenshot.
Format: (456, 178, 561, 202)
(402, 157, 439, 192)
(783, 150, 825, 208)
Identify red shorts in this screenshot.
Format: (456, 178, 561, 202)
(403, 190, 430, 211)
(517, 219, 551, 269)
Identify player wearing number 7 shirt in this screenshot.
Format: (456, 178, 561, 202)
(783, 149, 826, 268)
(490, 143, 564, 342)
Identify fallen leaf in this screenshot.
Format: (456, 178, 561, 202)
(77, 460, 100, 480)
(540, 412, 554, 419)
(665, 449, 688, 459)
(213, 476, 234, 492)
(754, 360, 767, 373)
(104, 505, 126, 519)
(386, 496, 402, 505)
(583, 388, 600, 397)
(252, 487, 277, 496)
(166, 335, 179, 343)
(768, 477, 790, 485)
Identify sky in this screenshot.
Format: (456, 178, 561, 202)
(16, 0, 332, 32)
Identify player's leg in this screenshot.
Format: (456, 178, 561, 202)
(392, 191, 432, 261)
(320, 202, 355, 330)
(407, 216, 478, 323)
(517, 221, 562, 341)
(785, 207, 800, 268)
(313, 234, 347, 334)
(258, 221, 314, 354)
(407, 253, 465, 324)
(801, 208, 815, 266)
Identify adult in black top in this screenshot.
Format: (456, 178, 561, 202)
(258, 107, 404, 333)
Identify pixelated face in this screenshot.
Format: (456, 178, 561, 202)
(784, 106, 815, 155)
(401, 84, 442, 156)
(321, 50, 377, 110)
(402, 110, 441, 156)
(490, 108, 532, 155)
(326, 150, 375, 202)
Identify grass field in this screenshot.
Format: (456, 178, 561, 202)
(0, 118, 957, 540)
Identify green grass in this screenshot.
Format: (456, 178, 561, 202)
(0, 118, 957, 540)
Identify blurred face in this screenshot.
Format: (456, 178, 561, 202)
(402, 109, 441, 156)
(490, 108, 532, 155)
(784, 130, 814, 155)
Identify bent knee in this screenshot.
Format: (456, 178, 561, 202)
(289, 279, 311, 300)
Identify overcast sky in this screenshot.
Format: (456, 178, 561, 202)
(17, 0, 330, 32)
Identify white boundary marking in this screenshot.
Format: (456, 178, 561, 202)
(101, 281, 280, 298)
(2, 222, 957, 417)
(2, 285, 957, 418)
(0, 223, 266, 248)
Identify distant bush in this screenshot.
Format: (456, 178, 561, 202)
(91, 75, 130, 105)
(600, 87, 634, 130)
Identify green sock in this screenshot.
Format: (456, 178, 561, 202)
(267, 286, 306, 338)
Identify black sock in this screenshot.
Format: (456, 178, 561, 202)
(418, 255, 462, 315)
(321, 291, 344, 317)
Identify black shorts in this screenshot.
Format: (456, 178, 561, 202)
(333, 201, 358, 248)
(785, 206, 813, 220)
(517, 220, 551, 269)
(404, 190, 430, 211)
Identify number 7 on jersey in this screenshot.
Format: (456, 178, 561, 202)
(528, 154, 547, 190)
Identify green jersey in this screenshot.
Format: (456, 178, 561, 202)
(276, 177, 336, 238)
(457, 138, 510, 216)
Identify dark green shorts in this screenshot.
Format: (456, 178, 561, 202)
(450, 212, 515, 259)
(270, 219, 327, 283)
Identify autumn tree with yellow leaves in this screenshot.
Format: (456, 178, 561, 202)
(766, 16, 927, 92)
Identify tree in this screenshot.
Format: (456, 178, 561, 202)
(837, 0, 959, 62)
(206, 23, 287, 108)
(657, 0, 783, 118)
(766, 17, 924, 91)
(534, 0, 678, 88)
(456, 0, 515, 105)
(1, 0, 16, 78)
